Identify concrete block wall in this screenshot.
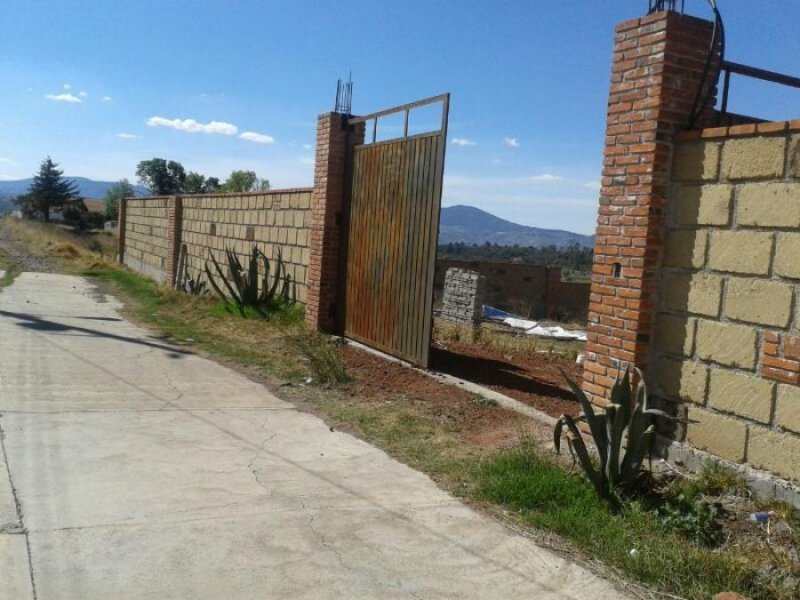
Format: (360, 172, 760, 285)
(122, 197, 171, 283)
(435, 259, 589, 321)
(180, 190, 312, 303)
(440, 268, 485, 325)
(652, 121, 800, 481)
(121, 190, 313, 301)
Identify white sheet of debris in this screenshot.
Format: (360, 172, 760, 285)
(525, 325, 587, 342)
(502, 317, 539, 330)
(501, 316, 587, 342)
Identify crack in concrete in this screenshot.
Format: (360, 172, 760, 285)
(0, 414, 38, 599)
(246, 416, 277, 492)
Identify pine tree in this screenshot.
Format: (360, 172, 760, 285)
(26, 157, 79, 222)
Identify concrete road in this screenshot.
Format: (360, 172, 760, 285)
(0, 273, 625, 599)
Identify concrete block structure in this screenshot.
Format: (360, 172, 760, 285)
(440, 268, 485, 325)
(120, 190, 313, 300)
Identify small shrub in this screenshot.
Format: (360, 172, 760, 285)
(286, 330, 349, 385)
(473, 395, 499, 407)
(657, 493, 722, 546)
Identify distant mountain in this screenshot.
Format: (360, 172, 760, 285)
(0, 177, 149, 201)
(439, 205, 594, 248)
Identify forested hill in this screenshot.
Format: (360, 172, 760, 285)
(0, 177, 148, 200)
(439, 205, 594, 248)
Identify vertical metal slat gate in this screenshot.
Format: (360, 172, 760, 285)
(342, 94, 449, 367)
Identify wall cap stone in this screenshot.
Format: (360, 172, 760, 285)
(677, 119, 800, 141)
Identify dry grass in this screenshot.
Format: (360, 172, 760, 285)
(1, 216, 118, 272)
(433, 318, 583, 359)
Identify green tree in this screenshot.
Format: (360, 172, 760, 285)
(184, 172, 209, 194)
(103, 179, 135, 221)
(205, 177, 221, 192)
(24, 157, 79, 222)
(61, 200, 89, 230)
(222, 170, 270, 193)
(135, 158, 186, 195)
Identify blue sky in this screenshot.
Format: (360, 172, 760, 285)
(1, 0, 799, 234)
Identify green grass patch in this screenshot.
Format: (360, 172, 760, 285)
(207, 299, 305, 326)
(0, 260, 19, 288)
(473, 444, 765, 600)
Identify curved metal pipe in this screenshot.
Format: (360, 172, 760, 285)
(687, 0, 726, 129)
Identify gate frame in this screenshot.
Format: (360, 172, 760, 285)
(338, 94, 450, 367)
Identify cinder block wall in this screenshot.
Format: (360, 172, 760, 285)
(123, 197, 171, 283)
(122, 189, 313, 302)
(652, 121, 800, 480)
(180, 190, 312, 303)
(434, 259, 589, 320)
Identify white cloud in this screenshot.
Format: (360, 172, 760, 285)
(583, 180, 602, 190)
(63, 83, 71, 90)
(302, 144, 312, 150)
(116, 133, 140, 139)
(504, 137, 520, 148)
(146, 116, 238, 135)
(79, 90, 88, 98)
(529, 173, 563, 183)
(240, 131, 275, 144)
(102, 96, 112, 102)
(45, 93, 82, 103)
(451, 138, 476, 147)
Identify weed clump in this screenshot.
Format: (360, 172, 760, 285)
(286, 330, 349, 385)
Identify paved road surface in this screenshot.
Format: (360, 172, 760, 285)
(0, 272, 625, 599)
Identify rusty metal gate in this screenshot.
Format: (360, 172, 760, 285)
(341, 94, 449, 367)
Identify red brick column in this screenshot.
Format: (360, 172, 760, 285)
(305, 113, 364, 332)
(117, 196, 127, 264)
(583, 11, 718, 402)
(165, 195, 183, 287)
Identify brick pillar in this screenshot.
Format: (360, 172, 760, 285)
(583, 11, 718, 402)
(165, 195, 183, 287)
(305, 112, 364, 332)
(117, 196, 127, 264)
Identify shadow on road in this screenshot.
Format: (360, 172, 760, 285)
(0, 309, 190, 358)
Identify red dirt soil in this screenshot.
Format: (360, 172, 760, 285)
(341, 340, 581, 422)
(341, 346, 545, 449)
(430, 342, 582, 418)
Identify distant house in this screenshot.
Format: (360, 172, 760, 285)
(81, 199, 105, 215)
(50, 197, 105, 223)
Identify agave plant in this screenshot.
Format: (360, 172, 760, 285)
(555, 368, 678, 502)
(205, 245, 290, 316)
(176, 252, 207, 296)
(180, 271, 207, 296)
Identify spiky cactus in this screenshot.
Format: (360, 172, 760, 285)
(205, 245, 290, 316)
(555, 368, 679, 502)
